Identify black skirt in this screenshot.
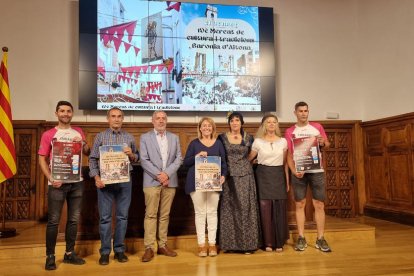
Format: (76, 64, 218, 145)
(255, 164, 287, 200)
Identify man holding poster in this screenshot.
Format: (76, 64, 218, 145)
(285, 101, 332, 253)
(89, 107, 139, 265)
(38, 101, 90, 270)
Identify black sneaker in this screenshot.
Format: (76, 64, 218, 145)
(45, 254, 56, 270)
(99, 254, 110, 265)
(114, 252, 129, 263)
(63, 251, 86, 265)
(294, 236, 308, 251)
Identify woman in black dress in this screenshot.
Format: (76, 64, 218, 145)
(218, 112, 261, 253)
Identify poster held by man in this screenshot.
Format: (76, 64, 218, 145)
(292, 136, 322, 173)
(51, 141, 83, 182)
(99, 145, 130, 185)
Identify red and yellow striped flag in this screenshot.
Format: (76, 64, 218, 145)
(0, 48, 17, 183)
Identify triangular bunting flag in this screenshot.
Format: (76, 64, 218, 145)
(124, 42, 132, 53)
(113, 37, 122, 52)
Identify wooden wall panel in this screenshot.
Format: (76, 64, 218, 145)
(324, 128, 356, 218)
(0, 122, 40, 221)
(362, 112, 414, 225)
(365, 129, 383, 149)
(384, 125, 410, 148)
(389, 154, 411, 204)
(367, 155, 388, 201)
(6, 120, 364, 236)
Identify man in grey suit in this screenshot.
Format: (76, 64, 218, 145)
(140, 110, 182, 262)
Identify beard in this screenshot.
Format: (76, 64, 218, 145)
(58, 116, 72, 124)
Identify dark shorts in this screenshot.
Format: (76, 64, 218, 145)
(291, 172, 325, 202)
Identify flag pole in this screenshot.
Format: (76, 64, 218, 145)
(0, 46, 16, 238)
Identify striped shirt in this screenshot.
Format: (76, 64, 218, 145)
(89, 128, 139, 178)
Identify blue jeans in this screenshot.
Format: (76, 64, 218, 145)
(46, 182, 84, 255)
(97, 181, 132, 255)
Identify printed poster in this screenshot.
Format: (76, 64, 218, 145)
(99, 145, 130, 184)
(292, 136, 322, 172)
(195, 156, 222, 192)
(51, 141, 82, 182)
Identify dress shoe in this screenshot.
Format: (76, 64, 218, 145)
(45, 254, 56, 270)
(114, 252, 129, 263)
(99, 254, 109, 265)
(157, 245, 177, 257)
(141, 248, 154, 262)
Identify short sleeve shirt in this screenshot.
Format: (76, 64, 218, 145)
(252, 137, 287, 166)
(38, 127, 85, 159)
(285, 122, 327, 172)
(38, 127, 86, 183)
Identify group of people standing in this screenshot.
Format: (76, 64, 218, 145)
(38, 100, 331, 271)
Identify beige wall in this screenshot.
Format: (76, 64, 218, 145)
(357, 0, 414, 121)
(0, 0, 412, 123)
(275, 0, 360, 121)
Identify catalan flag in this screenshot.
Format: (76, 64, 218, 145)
(0, 48, 17, 183)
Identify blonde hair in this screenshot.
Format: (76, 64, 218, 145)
(255, 114, 281, 138)
(197, 117, 217, 139)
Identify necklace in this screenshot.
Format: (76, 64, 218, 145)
(229, 132, 240, 140)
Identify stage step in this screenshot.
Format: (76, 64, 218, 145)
(0, 217, 375, 260)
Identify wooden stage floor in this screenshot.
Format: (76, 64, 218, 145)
(1, 216, 414, 276)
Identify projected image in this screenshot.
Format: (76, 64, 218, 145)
(94, 0, 270, 111)
(141, 12, 163, 63)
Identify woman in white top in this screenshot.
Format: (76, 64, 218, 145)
(248, 114, 289, 252)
